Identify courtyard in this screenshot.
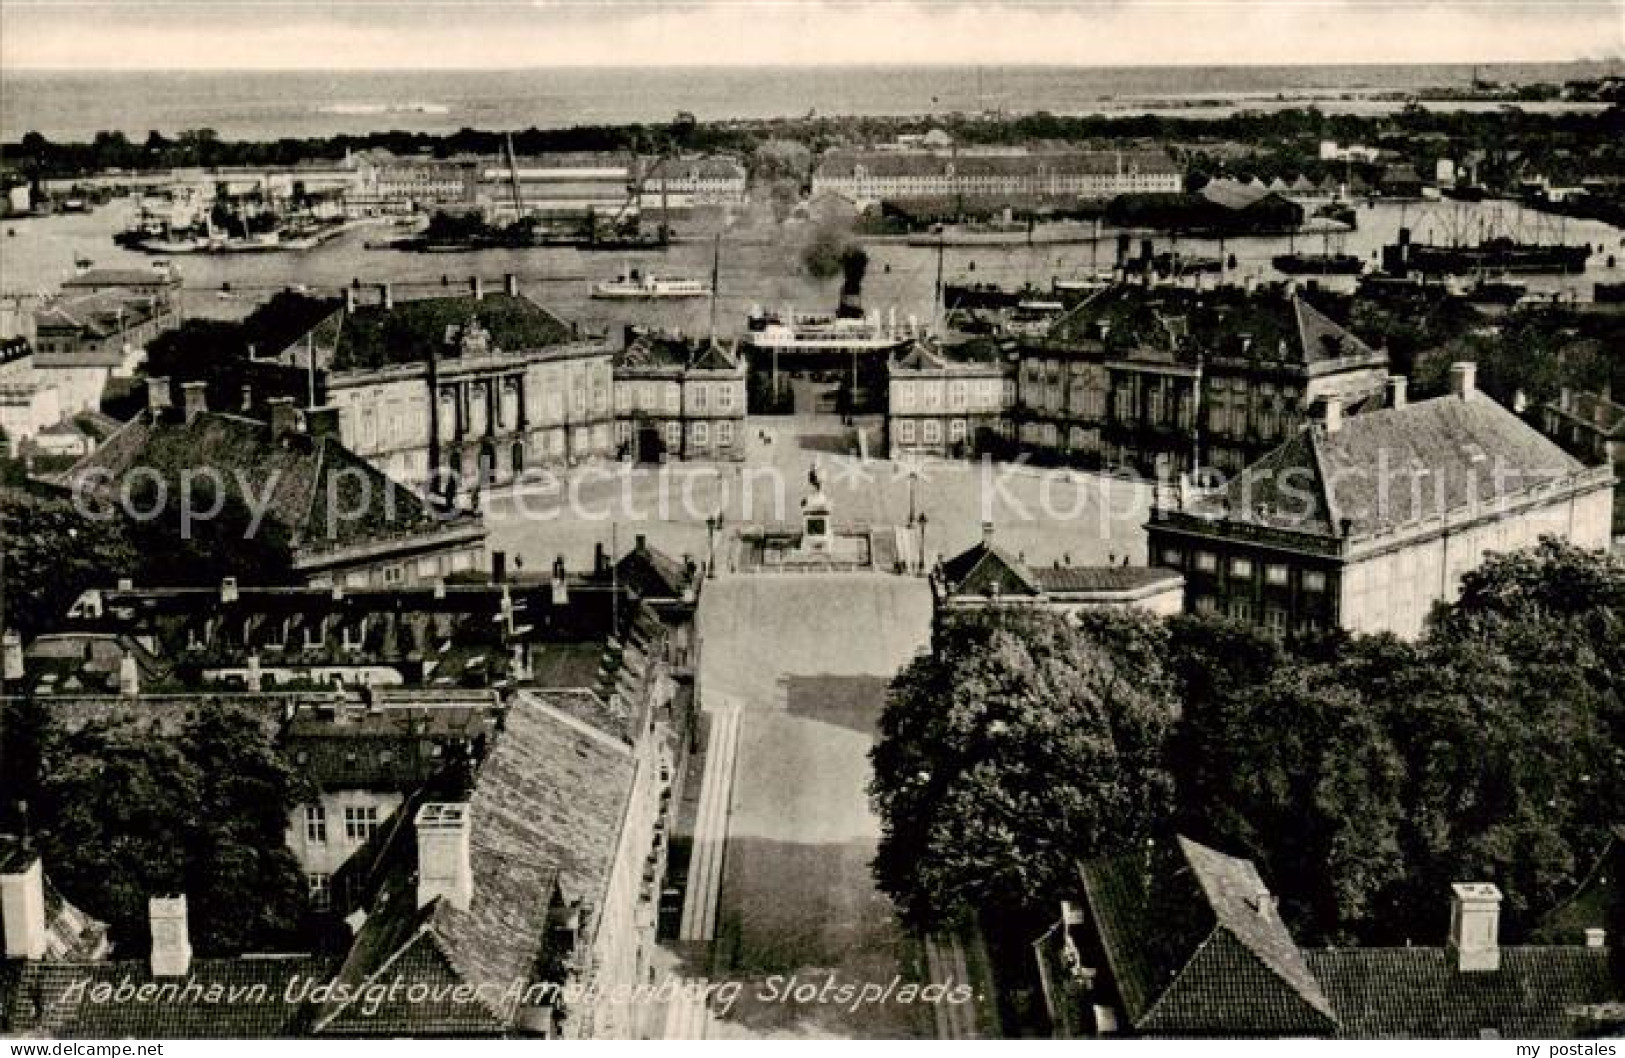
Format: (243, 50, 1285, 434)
(482, 415, 1154, 577)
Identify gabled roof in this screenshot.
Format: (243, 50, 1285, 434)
(1080, 835, 1340, 1037)
(316, 690, 630, 1035)
(1189, 390, 1593, 541)
(938, 536, 1045, 598)
(66, 409, 471, 562)
(1032, 566, 1182, 595)
(333, 293, 573, 372)
(614, 538, 692, 601)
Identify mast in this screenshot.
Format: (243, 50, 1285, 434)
(933, 232, 945, 335)
(709, 232, 721, 342)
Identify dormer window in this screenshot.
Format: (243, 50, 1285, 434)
(341, 617, 369, 652)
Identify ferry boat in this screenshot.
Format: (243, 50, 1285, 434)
(590, 267, 710, 300)
(742, 306, 913, 356)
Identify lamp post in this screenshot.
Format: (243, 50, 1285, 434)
(915, 512, 929, 576)
(706, 511, 724, 579)
(905, 462, 919, 528)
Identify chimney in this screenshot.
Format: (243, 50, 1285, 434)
(1252, 888, 1276, 919)
(304, 405, 342, 442)
(245, 653, 262, 693)
(1321, 392, 1344, 434)
(593, 542, 608, 576)
(0, 850, 47, 959)
(2, 630, 22, 683)
(344, 286, 356, 314)
(470, 275, 484, 302)
(1448, 882, 1502, 972)
(148, 895, 192, 978)
(981, 521, 995, 547)
(1450, 362, 1478, 401)
(380, 283, 394, 312)
(1388, 374, 1408, 410)
(179, 381, 208, 424)
(504, 272, 519, 297)
(146, 376, 173, 415)
(1585, 927, 1606, 949)
(220, 576, 239, 603)
(267, 396, 300, 440)
(414, 803, 473, 911)
(239, 383, 254, 413)
(551, 556, 569, 605)
(1559, 387, 1574, 413)
(118, 651, 140, 698)
(635, 534, 648, 553)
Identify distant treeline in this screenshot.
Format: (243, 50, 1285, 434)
(2, 105, 1622, 183)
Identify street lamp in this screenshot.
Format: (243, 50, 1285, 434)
(706, 511, 725, 579)
(915, 512, 929, 576)
(905, 462, 920, 528)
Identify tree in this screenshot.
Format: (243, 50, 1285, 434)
(30, 703, 312, 955)
(870, 608, 1177, 930)
(1, 485, 141, 640)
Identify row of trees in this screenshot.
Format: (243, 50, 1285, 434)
(871, 539, 1624, 948)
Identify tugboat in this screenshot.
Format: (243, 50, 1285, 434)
(590, 265, 710, 299)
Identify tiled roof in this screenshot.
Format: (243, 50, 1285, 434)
(66, 409, 467, 561)
(614, 540, 693, 601)
(1080, 835, 1340, 1037)
(34, 290, 168, 340)
(616, 333, 741, 374)
(316, 690, 634, 1035)
(938, 538, 1045, 598)
(1032, 566, 1182, 595)
(1189, 391, 1593, 540)
(333, 293, 573, 371)
(4, 956, 334, 1038)
(285, 705, 497, 791)
(1306, 947, 1620, 1039)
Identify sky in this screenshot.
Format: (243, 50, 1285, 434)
(1, 0, 1621, 71)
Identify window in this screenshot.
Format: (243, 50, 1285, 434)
(1302, 570, 1327, 592)
(691, 386, 708, 413)
(922, 420, 942, 445)
(949, 419, 966, 443)
(1195, 551, 1218, 573)
(304, 805, 327, 844)
(1265, 564, 1289, 587)
(1228, 598, 1256, 623)
(344, 806, 380, 843)
(382, 565, 405, 586)
(341, 617, 368, 652)
(693, 421, 710, 447)
(1195, 594, 1218, 615)
(1161, 548, 1182, 567)
(665, 421, 683, 449)
(897, 419, 916, 445)
(717, 384, 735, 411)
(307, 873, 332, 911)
(716, 420, 734, 447)
(1229, 557, 1254, 579)
(1264, 607, 1287, 634)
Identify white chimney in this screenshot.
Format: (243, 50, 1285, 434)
(245, 653, 263, 693)
(1585, 927, 1606, 949)
(981, 521, 995, 547)
(380, 283, 394, 312)
(470, 275, 484, 302)
(146, 376, 172, 415)
(1448, 882, 1502, 972)
(220, 576, 239, 604)
(504, 273, 519, 297)
(551, 556, 569, 606)
(1450, 362, 1478, 401)
(180, 380, 208, 424)
(1388, 375, 1408, 410)
(2, 629, 22, 683)
(1, 851, 47, 959)
(415, 803, 473, 911)
(118, 651, 140, 698)
(148, 895, 192, 978)
(1321, 392, 1344, 435)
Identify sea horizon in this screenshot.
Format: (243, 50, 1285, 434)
(4, 60, 1621, 143)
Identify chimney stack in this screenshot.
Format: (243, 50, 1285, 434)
(414, 803, 473, 911)
(146, 376, 173, 416)
(118, 651, 140, 698)
(470, 275, 484, 302)
(344, 285, 357, 314)
(1387, 375, 1408, 410)
(551, 556, 569, 605)
(179, 381, 208, 424)
(1450, 362, 1478, 401)
(148, 895, 193, 978)
(380, 283, 394, 312)
(1448, 882, 1502, 972)
(1321, 392, 1344, 435)
(2, 629, 22, 683)
(1585, 927, 1606, 949)
(245, 653, 262, 693)
(491, 549, 507, 584)
(504, 273, 519, 298)
(981, 521, 995, 547)
(0, 849, 47, 959)
(240, 383, 255, 413)
(635, 534, 647, 553)
(267, 396, 300, 440)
